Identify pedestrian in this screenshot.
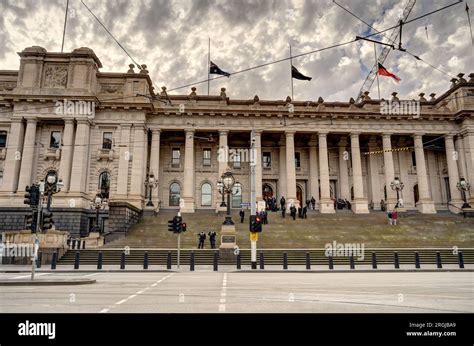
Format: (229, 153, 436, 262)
(311, 196, 316, 210)
(208, 231, 217, 248)
(391, 210, 398, 226)
(281, 206, 286, 218)
(387, 211, 392, 225)
(290, 205, 296, 221)
(280, 196, 286, 211)
(302, 206, 307, 219)
(298, 207, 302, 218)
(239, 208, 245, 223)
(197, 231, 206, 249)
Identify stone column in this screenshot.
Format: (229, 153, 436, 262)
(445, 135, 463, 211)
(115, 124, 131, 198)
(350, 133, 369, 213)
(397, 137, 412, 209)
(319, 132, 335, 213)
(254, 130, 263, 201)
(58, 119, 75, 192)
(455, 134, 470, 201)
(367, 136, 381, 210)
(308, 136, 319, 209)
(129, 125, 147, 208)
(382, 133, 397, 209)
(277, 136, 286, 201)
(413, 134, 436, 213)
(17, 118, 37, 190)
(181, 129, 195, 213)
(69, 119, 91, 199)
(149, 128, 161, 208)
(216, 130, 228, 210)
(285, 131, 298, 209)
(0, 119, 25, 193)
(338, 136, 350, 200)
(462, 130, 474, 204)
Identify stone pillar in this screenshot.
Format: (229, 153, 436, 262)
(285, 131, 299, 209)
(254, 130, 263, 201)
(445, 135, 463, 211)
(462, 131, 474, 204)
(308, 137, 319, 209)
(367, 136, 381, 210)
(413, 134, 436, 213)
(149, 129, 161, 208)
(181, 129, 195, 213)
(455, 134, 470, 201)
(17, 118, 37, 190)
(382, 133, 397, 209)
(129, 125, 147, 208)
(338, 137, 350, 200)
(115, 124, 131, 198)
(58, 119, 75, 192)
(319, 132, 335, 213)
(397, 137, 412, 209)
(0, 119, 25, 193)
(216, 130, 228, 210)
(350, 133, 369, 213)
(69, 119, 91, 199)
(277, 136, 286, 201)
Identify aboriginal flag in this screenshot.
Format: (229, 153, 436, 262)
(210, 61, 230, 77)
(291, 65, 312, 81)
(378, 63, 401, 82)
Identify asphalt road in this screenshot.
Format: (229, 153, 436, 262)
(0, 271, 472, 313)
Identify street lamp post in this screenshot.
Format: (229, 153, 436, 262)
(217, 180, 226, 207)
(90, 192, 107, 234)
(145, 172, 159, 207)
(457, 178, 471, 209)
(220, 171, 238, 225)
(390, 177, 404, 208)
(44, 173, 64, 211)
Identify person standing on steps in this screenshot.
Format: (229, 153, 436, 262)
(391, 210, 398, 226)
(311, 196, 316, 210)
(239, 208, 245, 223)
(208, 231, 217, 248)
(197, 231, 206, 249)
(280, 196, 286, 211)
(281, 206, 286, 218)
(302, 206, 307, 219)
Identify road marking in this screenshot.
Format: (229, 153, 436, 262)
(11, 273, 49, 279)
(100, 273, 175, 313)
(218, 273, 228, 313)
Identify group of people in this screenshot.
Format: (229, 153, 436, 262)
(304, 197, 317, 210)
(334, 198, 352, 210)
(239, 208, 269, 224)
(197, 231, 217, 249)
(387, 210, 399, 225)
(264, 196, 279, 211)
(279, 196, 309, 221)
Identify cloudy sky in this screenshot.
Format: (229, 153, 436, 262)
(0, 0, 472, 101)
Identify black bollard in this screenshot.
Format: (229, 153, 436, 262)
(36, 251, 42, 268)
(143, 251, 149, 270)
(305, 252, 311, 270)
(51, 252, 57, 270)
(190, 251, 195, 271)
(414, 252, 421, 269)
(236, 252, 241, 270)
(328, 255, 334, 270)
(120, 252, 126, 270)
(74, 251, 80, 270)
(394, 252, 400, 269)
(436, 251, 442, 269)
(349, 253, 355, 270)
(167, 251, 172, 270)
(371, 252, 377, 269)
(213, 251, 218, 271)
(97, 251, 103, 270)
(458, 251, 464, 269)
(259, 252, 264, 270)
(82, 240, 86, 249)
(283, 252, 288, 270)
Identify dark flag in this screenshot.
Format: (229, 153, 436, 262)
(377, 63, 401, 82)
(210, 61, 230, 77)
(291, 65, 312, 81)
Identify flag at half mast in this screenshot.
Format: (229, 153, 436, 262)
(291, 65, 312, 81)
(210, 61, 230, 77)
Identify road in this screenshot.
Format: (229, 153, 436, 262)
(0, 271, 472, 313)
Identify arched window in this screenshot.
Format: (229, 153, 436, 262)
(232, 183, 242, 208)
(201, 183, 212, 206)
(169, 182, 181, 206)
(98, 171, 111, 199)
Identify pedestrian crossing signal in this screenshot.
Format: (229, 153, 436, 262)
(168, 218, 177, 232)
(42, 210, 53, 231)
(249, 215, 263, 233)
(26, 211, 38, 233)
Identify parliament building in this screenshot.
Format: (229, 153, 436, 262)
(0, 46, 473, 236)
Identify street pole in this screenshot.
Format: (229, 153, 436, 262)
(177, 211, 181, 269)
(31, 183, 44, 281)
(250, 130, 257, 270)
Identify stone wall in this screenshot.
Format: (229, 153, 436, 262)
(108, 201, 141, 232)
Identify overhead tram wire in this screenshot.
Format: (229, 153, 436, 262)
(166, 0, 463, 94)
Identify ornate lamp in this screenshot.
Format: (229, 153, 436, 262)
(145, 172, 159, 207)
(457, 178, 471, 209)
(390, 177, 404, 208)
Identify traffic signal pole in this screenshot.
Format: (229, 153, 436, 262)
(31, 183, 44, 281)
(177, 212, 181, 269)
(250, 130, 257, 270)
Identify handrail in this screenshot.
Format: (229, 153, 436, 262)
(446, 202, 465, 217)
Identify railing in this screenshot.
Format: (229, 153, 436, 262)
(103, 227, 128, 244)
(446, 202, 466, 217)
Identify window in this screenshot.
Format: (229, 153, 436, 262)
(232, 183, 242, 208)
(172, 148, 181, 166)
(203, 149, 211, 166)
(295, 152, 301, 168)
(263, 152, 271, 168)
(0, 131, 7, 148)
(102, 132, 113, 150)
(98, 171, 111, 199)
(50, 131, 61, 149)
(201, 183, 212, 206)
(169, 182, 181, 206)
(233, 151, 241, 169)
(411, 151, 417, 167)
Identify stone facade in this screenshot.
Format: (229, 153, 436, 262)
(0, 46, 473, 234)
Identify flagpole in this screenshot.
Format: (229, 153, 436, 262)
(61, 0, 70, 52)
(374, 43, 381, 100)
(207, 38, 210, 95)
(289, 44, 294, 100)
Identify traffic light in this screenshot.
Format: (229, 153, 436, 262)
(26, 211, 38, 233)
(24, 185, 39, 207)
(175, 216, 182, 233)
(249, 215, 263, 233)
(42, 210, 53, 231)
(167, 218, 176, 232)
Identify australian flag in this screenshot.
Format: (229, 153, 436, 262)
(210, 61, 230, 77)
(291, 65, 312, 81)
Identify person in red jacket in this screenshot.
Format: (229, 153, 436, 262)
(391, 209, 398, 226)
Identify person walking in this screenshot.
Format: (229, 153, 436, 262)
(290, 205, 296, 220)
(387, 210, 392, 225)
(311, 197, 316, 210)
(239, 208, 245, 223)
(302, 206, 307, 219)
(198, 232, 206, 249)
(281, 206, 286, 218)
(280, 196, 286, 211)
(391, 210, 398, 226)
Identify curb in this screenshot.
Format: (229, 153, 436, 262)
(0, 270, 176, 274)
(233, 269, 474, 273)
(0, 279, 96, 286)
